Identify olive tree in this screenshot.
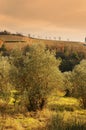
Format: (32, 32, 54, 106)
(72, 60, 86, 108)
(10, 44, 64, 111)
(63, 72, 73, 97)
(0, 56, 11, 101)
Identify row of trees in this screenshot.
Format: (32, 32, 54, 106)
(0, 44, 86, 111)
(1, 44, 86, 72)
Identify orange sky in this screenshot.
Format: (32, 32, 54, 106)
(0, 0, 86, 41)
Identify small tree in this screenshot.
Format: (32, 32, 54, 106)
(0, 44, 7, 52)
(0, 56, 11, 101)
(26, 44, 63, 110)
(72, 60, 86, 108)
(0, 44, 9, 56)
(10, 44, 64, 111)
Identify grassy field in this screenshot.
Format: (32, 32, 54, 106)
(0, 91, 86, 130)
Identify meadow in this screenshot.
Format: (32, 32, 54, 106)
(0, 91, 86, 130)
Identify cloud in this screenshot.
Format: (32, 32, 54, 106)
(0, 0, 86, 41)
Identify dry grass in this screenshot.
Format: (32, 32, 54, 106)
(0, 35, 86, 54)
(0, 90, 86, 130)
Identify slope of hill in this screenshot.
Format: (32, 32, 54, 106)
(0, 34, 85, 50)
(0, 34, 31, 49)
(0, 35, 30, 42)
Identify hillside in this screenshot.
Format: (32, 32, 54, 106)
(0, 34, 31, 42)
(0, 34, 85, 50)
(0, 34, 30, 49)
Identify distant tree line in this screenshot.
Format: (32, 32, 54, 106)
(0, 30, 24, 36)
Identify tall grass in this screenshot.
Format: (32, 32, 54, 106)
(46, 111, 86, 130)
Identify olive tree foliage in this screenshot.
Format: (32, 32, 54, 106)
(71, 60, 86, 108)
(63, 72, 73, 97)
(0, 55, 12, 101)
(10, 44, 64, 111)
(9, 48, 26, 91)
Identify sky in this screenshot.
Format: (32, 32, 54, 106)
(0, 0, 86, 42)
